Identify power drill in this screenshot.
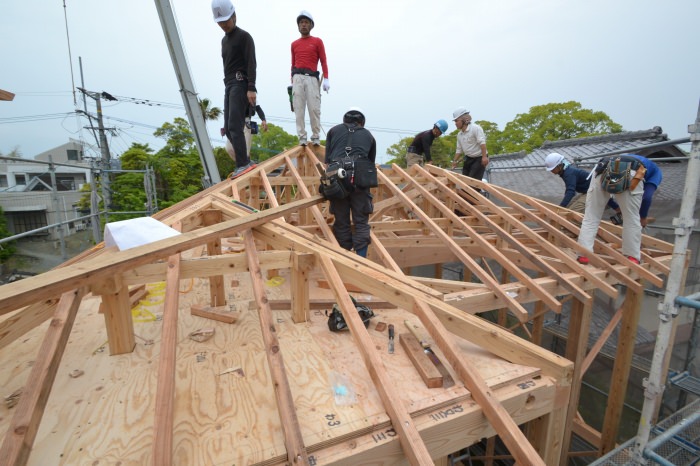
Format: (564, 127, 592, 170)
(287, 86, 294, 112)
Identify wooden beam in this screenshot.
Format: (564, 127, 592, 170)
(238, 209, 309, 464)
(581, 305, 624, 374)
(410, 299, 548, 466)
(446, 172, 619, 299)
(0, 195, 324, 314)
(318, 254, 434, 465)
(93, 276, 135, 355)
(0, 288, 85, 465)
(0, 299, 58, 351)
(153, 254, 181, 466)
(202, 210, 226, 308)
(291, 252, 314, 323)
(0, 89, 15, 101)
(559, 298, 593, 465)
(399, 332, 443, 388)
(600, 287, 643, 454)
(378, 167, 531, 321)
(436, 167, 593, 306)
(190, 304, 237, 324)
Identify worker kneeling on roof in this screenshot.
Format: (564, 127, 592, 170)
(323, 108, 377, 258)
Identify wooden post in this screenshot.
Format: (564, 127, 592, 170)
(202, 210, 225, 308)
(92, 275, 136, 355)
(600, 287, 643, 454)
(291, 252, 314, 323)
(559, 297, 593, 465)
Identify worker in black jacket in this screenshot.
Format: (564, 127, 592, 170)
(406, 119, 448, 168)
(212, 0, 258, 178)
(324, 108, 376, 257)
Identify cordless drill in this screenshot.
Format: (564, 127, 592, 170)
(287, 86, 294, 112)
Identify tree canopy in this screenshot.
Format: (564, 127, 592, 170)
(483, 101, 623, 154)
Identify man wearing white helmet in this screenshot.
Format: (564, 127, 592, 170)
(324, 108, 376, 257)
(406, 119, 448, 168)
(291, 10, 330, 146)
(450, 107, 488, 180)
(212, 0, 258, 178)
(544, 152, 593, 213)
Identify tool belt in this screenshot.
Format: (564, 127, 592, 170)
(292, 67, 320, 79)
(234, 71, 247, 81)
(596, 156, 646, 194)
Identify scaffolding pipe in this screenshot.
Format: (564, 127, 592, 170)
(676, 295, 700, 310)
(643, 409, 700, 466)
(632, 100, 700, 464)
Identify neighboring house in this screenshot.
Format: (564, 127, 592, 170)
(487, 126, 700, 371)
(0, 139, 96, 239)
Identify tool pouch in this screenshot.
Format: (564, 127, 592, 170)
(326, 298, 375, 332)
(600, 156, 641, 194)
(319, 161, 354, 200)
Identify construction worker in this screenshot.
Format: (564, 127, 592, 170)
(291, 10, 329, 146)
(577, 154, 660, 265)
(545, 152, 594, 213)
(324, 108, 376, 257)
(605, 154, 662, 228)
(406, 120, 448, 168)
(212, 0, 258, 178)
(451, 107, 488, 179)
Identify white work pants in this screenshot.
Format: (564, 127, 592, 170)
(578, 172, 643, 260)
(293, 74, 321, 144)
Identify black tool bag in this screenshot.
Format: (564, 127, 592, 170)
(326, 297, 375, 332)
(319, 160, 354, 200)
(353, 158, 378, 189)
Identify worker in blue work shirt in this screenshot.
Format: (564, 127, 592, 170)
(577, 153, 662, 265)
(406, 119, 448, 168)
(606, 154, 662, 228)
(544, 152, 593, 213)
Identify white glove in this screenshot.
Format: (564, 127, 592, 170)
(322, 78, 330, 92)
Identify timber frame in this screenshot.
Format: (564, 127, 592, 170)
(0, 144, 672, 465)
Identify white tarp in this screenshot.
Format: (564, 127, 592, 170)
(103, 217, 180, 251)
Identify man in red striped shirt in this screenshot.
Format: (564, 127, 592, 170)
(291, 10, 329, 146)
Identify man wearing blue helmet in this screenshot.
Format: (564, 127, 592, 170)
(406, 119, 448, 168)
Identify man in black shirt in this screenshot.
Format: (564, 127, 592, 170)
(406, 119, 448, 168)
(324, 108, 376, 257)
(212, 0, 258, 178)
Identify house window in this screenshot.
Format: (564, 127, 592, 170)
(7, 211, 48, 235)
(0, 175, 7, 188)
(67, 149, 79, 161)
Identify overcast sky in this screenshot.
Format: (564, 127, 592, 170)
(1, 0, 698, 165)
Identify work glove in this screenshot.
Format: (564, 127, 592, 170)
(322, 78, 330, 92)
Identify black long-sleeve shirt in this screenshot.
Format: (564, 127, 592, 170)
(324, 123, 376, 164)
(221, 27, 257, 92)
(408, 129, 437, 162)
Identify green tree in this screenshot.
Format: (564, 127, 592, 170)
(493, 101, 623, 154)
(0, 206, 16, 262)
(250, 123, 298, 162)
(200, 98, 222, 121)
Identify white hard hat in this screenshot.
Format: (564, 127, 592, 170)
(212, 0, 235, 22)
(297, 10, 314, 27)
(452, 107, 470, 120)
(544, 152, 565, 171)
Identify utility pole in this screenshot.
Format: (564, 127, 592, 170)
(77, 87, 113, 216)
(154, 0, 221, 187)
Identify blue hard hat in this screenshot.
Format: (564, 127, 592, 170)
(434, 119, 448, 134)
